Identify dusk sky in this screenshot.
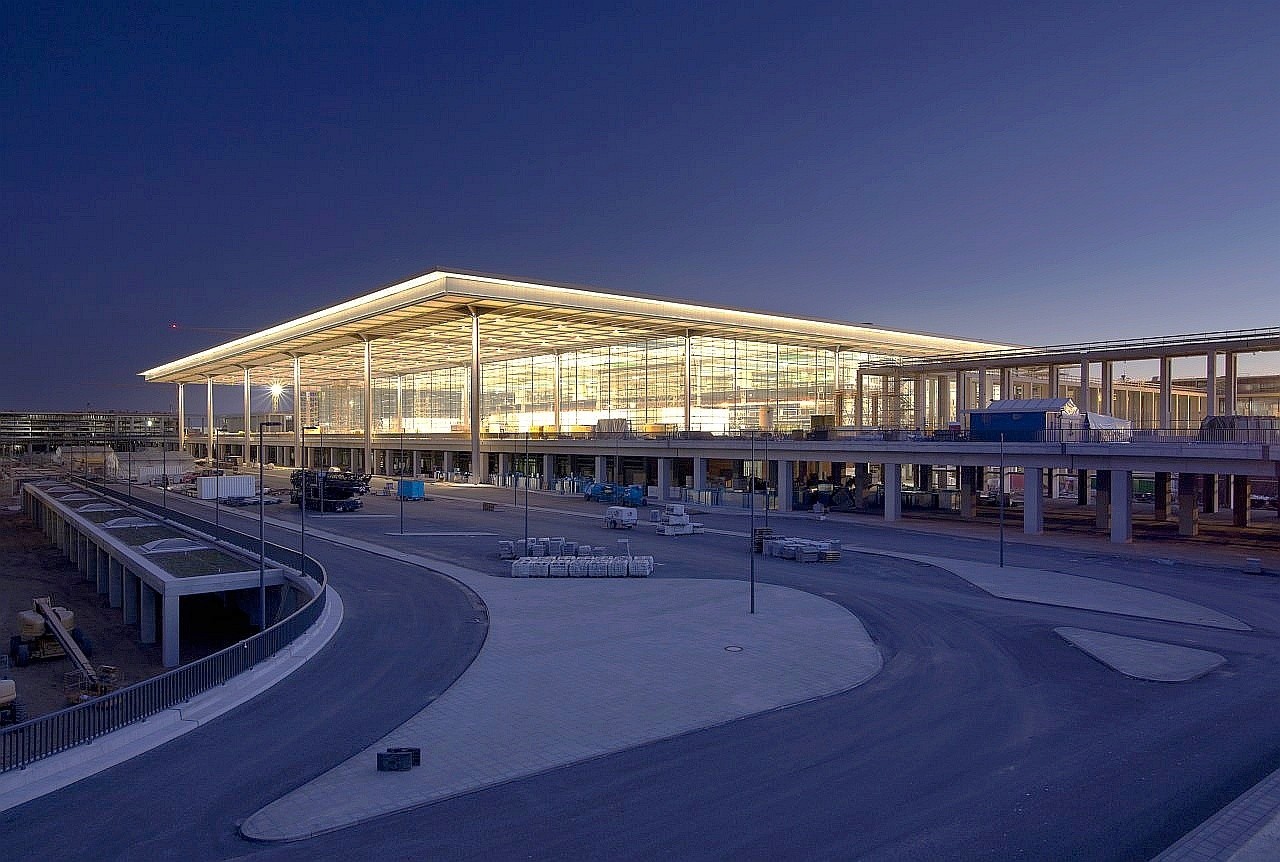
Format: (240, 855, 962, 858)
(3, 1, 1277, 412)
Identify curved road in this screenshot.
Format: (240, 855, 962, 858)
(5, 485, 1280, 860)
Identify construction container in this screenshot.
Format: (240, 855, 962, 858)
(397, 479, 426, 500)
(198, 474, 256, 500)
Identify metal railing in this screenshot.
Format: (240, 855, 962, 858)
(1, 482, 327, 772)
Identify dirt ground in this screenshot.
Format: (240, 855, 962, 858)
(1, 507, 169, 719)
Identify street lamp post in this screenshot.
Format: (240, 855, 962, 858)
(524, 431, 530, 550)
(258, 420, 282, 630)
(161, 445, 167, 509)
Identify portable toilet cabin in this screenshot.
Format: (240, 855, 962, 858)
(967, 398, 1082, 443)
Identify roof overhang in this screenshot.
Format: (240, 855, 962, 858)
(140, 269, 1014, 385)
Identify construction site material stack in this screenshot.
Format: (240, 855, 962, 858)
(290, 469, 365, 512)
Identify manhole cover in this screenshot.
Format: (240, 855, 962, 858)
(724, 645, 744, 653)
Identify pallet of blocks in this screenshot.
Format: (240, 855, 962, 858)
(655, 504, 705, 536)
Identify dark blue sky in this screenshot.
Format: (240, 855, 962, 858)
(3, 1, 1277, 411)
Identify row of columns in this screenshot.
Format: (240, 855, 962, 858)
(855, 350, 1245, 428)
(25, 493, 180, 666)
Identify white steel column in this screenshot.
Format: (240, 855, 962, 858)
(1100, 361, 1113, 416)
(977, 367, 989, 408)
(1078, 359, 1091, 411)
(176, 383, 186, 450)
(683, 330, 693, 431)
(1048, 365, 1060, 398)
(293, 355, 303, 468)
(470, 310, 482, 474)
(242, 367, 252, 464)
(936, 375, 950, 425)
(913, 376, 926, 429)
(206, 377, 215, 463)
(553, 353, 562, 430)
(362, 339, 373, 475)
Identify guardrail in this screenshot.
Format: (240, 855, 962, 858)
(1, 481, 326, 773)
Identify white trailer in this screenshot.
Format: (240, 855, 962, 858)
(197, 475, 257, 500)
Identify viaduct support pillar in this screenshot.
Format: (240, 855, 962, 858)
(657, 457, 672, 502)
(1023, 467, 1044, 535)
(960, 466, 978, 519)
(1233, 476, 1252, 527)
(1095, 470, 1111, 529)
(1178, 473, 1200, 537)
(1110, 470, 1132, 543)
(1154, 472, 1172, 521)
(777, 461, 794, 512)
(884, 463, 902, 522)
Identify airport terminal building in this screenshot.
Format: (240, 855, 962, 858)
(140, 269, 1280, 543)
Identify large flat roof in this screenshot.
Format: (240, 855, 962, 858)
(140, 269, 1012, 385)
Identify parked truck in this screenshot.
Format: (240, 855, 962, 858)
(290, 469, 365, 512)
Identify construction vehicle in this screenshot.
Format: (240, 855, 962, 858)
(602, 505, 639, 529)
(583, 482, 646, 506)
(0, 675, 27, 726)
(9, 597, 91, 667)
(289, 469, 365, 512)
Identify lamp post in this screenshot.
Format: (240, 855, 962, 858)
(161, 445, 167, 509)
(258, 420, 282, 630)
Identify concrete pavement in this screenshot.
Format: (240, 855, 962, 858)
(6, 481, 1280, 858)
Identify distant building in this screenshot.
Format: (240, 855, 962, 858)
(0, 411, 180, 457)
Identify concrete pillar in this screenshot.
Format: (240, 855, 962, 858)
(1158, 357, 1172, 430)
(657, 457, 672, 501)
(1224, 353, 1238, 415)
(97, 547, 110, 595)
(999, 368, 1011, 401)
(140, 584, 158, 644)
(956, 371, 968, 419)
(1048, 365, 1060, 398)
(1095, 470, 1110, 529)
(122, 568, 139, 625)
(1023, 466, 1044, 534)
(936, 375, 951, 425)
(1233, 475, 1251, 527)
(1077, 470, 1089, 505)
(1206, 351, 1218, 417)
(914, 376, 927, 429)
(960, 466, 977, 518)
(443, 450, 455, 477)
(1078, 359, 1091, 412)
(884, 463, 902, 522)
(594, 455, 607, 482)
(498, 452, 511, 480)
(1203, 474, 1219, 514)
(854, 463, 869, 509)
(777, 461, 794, 512)
(1177, 473, 1199, 536)
(161, 594, 181, 668)
(918, 464, 933, 492)
(1100, 361, 1113, 415)
(1110, 470, 1133, 543)
(855, 372, 864, 427)
(977, 367, 989, 409)
(108, 557, 122, 608)
(1154, 472, 1171, 521)
(693, 457, 708, 492)
(542, 454, 555, 490)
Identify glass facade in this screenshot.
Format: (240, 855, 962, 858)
(302, 336, 879, 435)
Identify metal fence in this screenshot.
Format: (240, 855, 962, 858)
(1, 480, 327, 772)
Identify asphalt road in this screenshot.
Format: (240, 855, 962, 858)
(6, 480, 1280, 860)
